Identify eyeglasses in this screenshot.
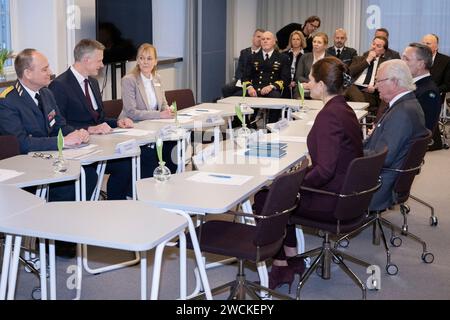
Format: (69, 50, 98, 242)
(375, 78, 391, 85)
(310, 23, 320, 29)
(32, 152, 53, 159)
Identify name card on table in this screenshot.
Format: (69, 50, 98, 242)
(115, 139, 139, 155)
(272, 119, 289, 132)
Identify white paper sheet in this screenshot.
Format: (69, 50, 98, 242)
(111, 129, 154, 137)
(151, 117, 192, 124)
(0, 169, 24, 182)
(187, 172, 253, 186)
(59, 144, 101, 160)
(278, 136, 307, 143)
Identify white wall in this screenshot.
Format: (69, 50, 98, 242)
(233, 0, 258, 58)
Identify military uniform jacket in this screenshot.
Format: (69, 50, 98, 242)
(415, 76, 441, 131)
(242, 50, 290, 95)
(0, 81, 73, 154)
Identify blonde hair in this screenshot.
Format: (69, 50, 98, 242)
(380, 59, 416, 91)
(313, 32, 329, 46)
(284, 30, 307, 52)
(132, 43, 158, 76)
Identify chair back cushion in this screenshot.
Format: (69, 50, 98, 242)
(334, 147, 388, 221)
(103, 99, 123, 119)
(255, 165, 307, 247)
(393, 131, 432, 203)
(165, 89, 195, 110)
(0, 135, 20, 160)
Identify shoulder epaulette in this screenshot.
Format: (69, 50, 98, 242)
(0, 86, 14, 99)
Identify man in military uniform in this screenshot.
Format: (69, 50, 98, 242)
(240, 31, 290, 124)
(402, 43, 442, 151)
(0, 49, 93, 257)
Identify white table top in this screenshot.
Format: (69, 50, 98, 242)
(137, 171, 268, 214)
(185, 103, 254, 118)
(292, 109, 368, 122)
(217, 96, 369, 111)
(0, 201, 187, 252)
(195, 140, 308, 180)
(0, 185, 45, 220)
(0, 155, 81, 188)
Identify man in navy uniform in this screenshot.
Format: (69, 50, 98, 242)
(240, 31, 290, 124)
(327, 28, 357, 66)
(0, 49, 92, 257)
(402, 43, 442, 151)
(49, 39, 134, 200)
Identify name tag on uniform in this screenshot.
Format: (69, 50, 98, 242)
(48, 110, 56, 127)
(49, 119, 56, 127)
(154, 83, 161, 87)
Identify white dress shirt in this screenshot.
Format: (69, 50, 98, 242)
(413, 73, 431, 84)
(20, 82, 39, 106)
(354, 57, 380, 87)
(140, 73, 158, 111)
(389, 91, 413, 108)
(70, 66, 99, 111)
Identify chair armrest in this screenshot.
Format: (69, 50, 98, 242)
(300, 180, 382, 198)
(382, 161, 424, 173)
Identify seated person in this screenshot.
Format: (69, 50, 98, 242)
(49, 39, 134, 200)
(375, 28, 401, 60)
(0, 48, 94, 202)
(294, 32, 330, 95)
(238, 31, 290, 125)
(119, 43, 178, 177)
(326, 28, 357, 66)
(345, 36, 388, 116)
(364, 60, 428, 211)
(282, 30, 307, 99)
(222, 29, 264, 98)
(267, 57, 363, 290)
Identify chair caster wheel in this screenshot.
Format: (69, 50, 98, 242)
(316, 266, 323, 277)
(386, 264, 398, 276)
(390, 236, 402, 247)
(332, 254, 343, 264)
(31, 287, 41, 300)
(24, 258, 40, 273)
(430, 216, 438, 227)
(422, 252, 434, 264)
(400, 204, 410, 215)
(337, 238, 349, 248)
(370, 278, 380, 291)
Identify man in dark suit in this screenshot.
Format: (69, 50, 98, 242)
(422, 34, 450, 100)
(402, 43, 442, 151)
(276, 16, 321, 53)
(327, 28, 357, 66)
(375, 28, 401, 60)
(364, 60, 428, 211)
(221, 29, 264, 98)
(49, 39, 134, 200)
(240, 31, 290, 124)
(346, 36, 388, 115)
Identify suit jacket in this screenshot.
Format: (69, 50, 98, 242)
(430, 52, 450, 96)
(295, 52, 332, 84)
(327, 46, 358, 66)
(349, 54, 387, 80)
(0, 81, 73, 153)
(235, 47, 255, 81)
(49, 68, 117, 130)
(298, 95, 363, 218)
(415, 76, 441, 131)
(383, 48, 401, 60)
(276, 23, 303, 51)
(119, 73, 169, 121)
(364, 92, 428, 211)
(242, 50, 290, 94)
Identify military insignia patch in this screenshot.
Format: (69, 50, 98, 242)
(0, 86, 14, 99)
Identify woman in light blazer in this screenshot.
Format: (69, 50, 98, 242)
(120, 43, 173, 121)
(120, 43, 177, 177)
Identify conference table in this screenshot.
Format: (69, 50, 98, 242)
(0, 200, 208, 300)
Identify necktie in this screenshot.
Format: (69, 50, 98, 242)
(34, 92, 45, 116)
(84, 79, 100, 122)
(265, 53, 269, 61)
(363, 60, 375, 85)
(336, 49, 342, 59)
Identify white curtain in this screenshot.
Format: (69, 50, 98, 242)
(360, 0, 450, 55)
(256, 0, 346, 45)
(183, 0, 199, 101)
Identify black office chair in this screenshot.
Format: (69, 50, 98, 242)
(102, 99, 123, 119)
(188, 165, 308, 300)
(339, 132, 435, 276)
(291, 148, 387, 300)
(0, 135, 20, 160)
(165, 89, 196, 110)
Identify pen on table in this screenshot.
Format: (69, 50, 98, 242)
(208, 174, 232, 179)
(178, 113, 192, 117)
(195, 109, 210, 112)
(109, 130, 127, 134)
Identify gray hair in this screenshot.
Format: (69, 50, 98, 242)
(380, 59, 416, 91)
(74, 39, 105, 62)
(14, 48, 37, 79)
(408, 43, 433, 71)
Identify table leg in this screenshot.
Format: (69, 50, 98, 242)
(38, 238, 47, 300)
(179, 232, 187, 300)
(7, 236, 22, 300)
(0, 235, 13, 300)
(49, 240, 56, 300)
(141, 250, 147, 300)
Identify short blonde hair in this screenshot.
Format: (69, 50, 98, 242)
(313, 32, 329, 46)
(132, 43, 158, 76)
